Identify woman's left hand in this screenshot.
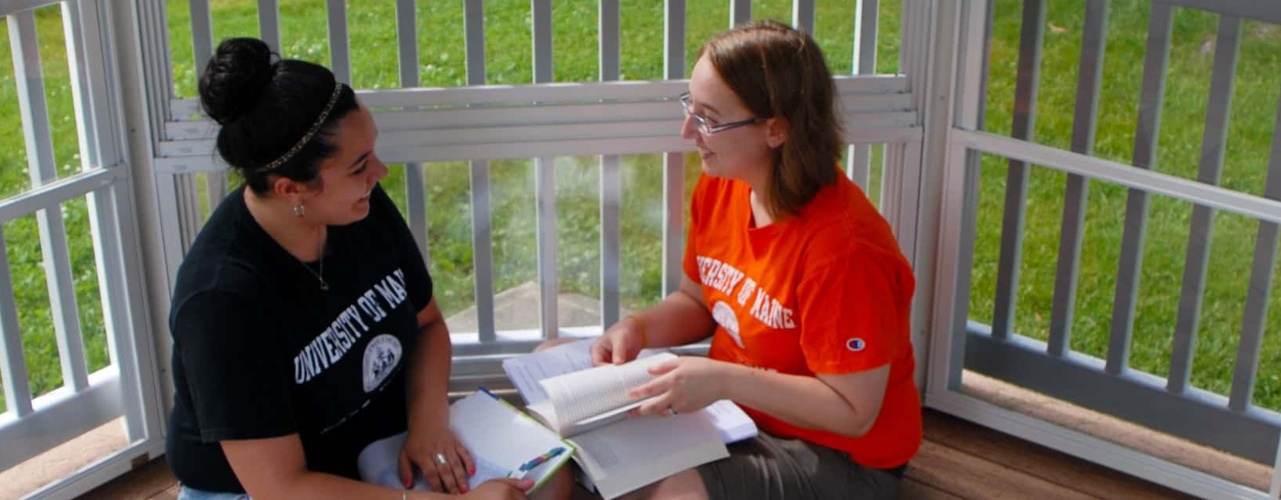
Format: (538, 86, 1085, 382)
(627, 356, 732, 416)
(399, 423, 475, 494)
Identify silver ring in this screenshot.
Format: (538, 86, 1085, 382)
(434, 453, 448, 465)
(666, 406, 677, 416)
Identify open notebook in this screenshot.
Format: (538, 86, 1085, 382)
(357, 391, 574, 494)
(502, 339, 758, 499)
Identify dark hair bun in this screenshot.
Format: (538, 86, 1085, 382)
(198, 38, 275, 125)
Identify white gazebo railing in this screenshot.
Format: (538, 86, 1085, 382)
(927, 1, 1281, 498)
(0, 1, 165, 498)
(7, 0, 1281, 499)
(144, 0, 926, 396)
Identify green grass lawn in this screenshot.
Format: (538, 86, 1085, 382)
(1, 0, 1279, 416)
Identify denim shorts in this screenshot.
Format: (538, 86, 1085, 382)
(177, 485, 250, 500)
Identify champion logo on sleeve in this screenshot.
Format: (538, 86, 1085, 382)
(846, 338, 867, 352)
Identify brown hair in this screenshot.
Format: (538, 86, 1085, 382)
(700, 20, 843, 219)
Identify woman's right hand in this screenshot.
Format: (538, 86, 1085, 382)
(459, 478, 533, 500)
(590, 315, 646, 366)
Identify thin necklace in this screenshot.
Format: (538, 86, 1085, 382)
(296, 232, 329, 291)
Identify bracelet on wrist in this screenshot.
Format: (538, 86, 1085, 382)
(625, 314, 648, 347)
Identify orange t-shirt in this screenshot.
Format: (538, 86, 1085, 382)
(682, 172, 921, 469)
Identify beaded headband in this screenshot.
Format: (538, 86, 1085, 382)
(258, 82, 345, 172)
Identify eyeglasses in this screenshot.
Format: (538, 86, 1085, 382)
(679, 92, 765, 135)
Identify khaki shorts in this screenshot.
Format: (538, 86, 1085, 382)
(697, 432, 903, 500)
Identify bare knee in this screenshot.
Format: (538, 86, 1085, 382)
(533, 338, 579, 353)
(528, 466, 575, 500)
(621, 469, 707, 500)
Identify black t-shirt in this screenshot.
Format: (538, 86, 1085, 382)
(165, 185, 433, 493)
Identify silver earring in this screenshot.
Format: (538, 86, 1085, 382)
(293, 204, 306, 217)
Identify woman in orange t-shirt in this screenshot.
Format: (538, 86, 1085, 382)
(588, 20, 921, 500)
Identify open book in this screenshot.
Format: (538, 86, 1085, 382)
(502, 339, 758, 499)
(357, 391, 574, 494)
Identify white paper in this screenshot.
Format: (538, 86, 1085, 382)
(571, 413, 728, 500)
(700, 400, 758, 443)
(501, 339, 668, 406)
(541, 353, 675, 426)
(357, 393, 573, 493)
(502, 339, 597, 405)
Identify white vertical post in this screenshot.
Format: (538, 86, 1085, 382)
(793, 0, 815, 34)
(0, 230, 33, 416)
(1106, 2, 1173, 375)
(531, 0, 559, 338)
(326, 0, 350, 83)
(10, 11, 90, 393)
(847, 0, 880, 188)
(927, 0, 991, 392)
(464, 0, 496, 341)
(599, 0, 622, 328)
(188, 0, 214, 76)
(662, 0, 686, 296)
(396, 0, 430, 263)
(730, 0, 751, 26)
(258, 0, 281, 52)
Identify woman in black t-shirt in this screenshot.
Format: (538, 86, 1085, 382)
(166, 37, 562, 500)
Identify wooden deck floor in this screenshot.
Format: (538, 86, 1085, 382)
(82, 409, 1188, 500)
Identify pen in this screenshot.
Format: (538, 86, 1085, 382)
(517, 446, 566, 472)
